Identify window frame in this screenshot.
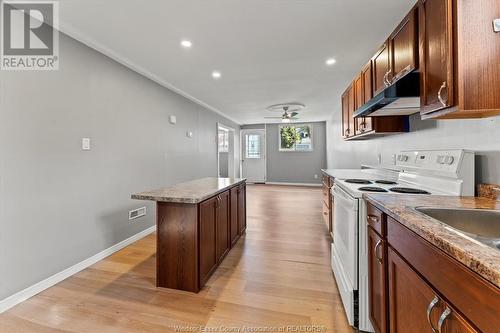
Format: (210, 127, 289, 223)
(245, 133, 262, 159)
(278, 123, 314, 152)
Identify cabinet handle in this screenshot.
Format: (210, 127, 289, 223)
(437, 81, 448, 107)
(437, 307, 451, 333)
(426, 296, 440, 333)
(368, 215, 379, 224)
(374, 240, 383, 264)
(383, 70, 392, 87)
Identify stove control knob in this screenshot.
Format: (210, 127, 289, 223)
(444, 156, 455, 165)
(437, 155, 445, 164)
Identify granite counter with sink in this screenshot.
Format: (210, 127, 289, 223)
(362, 194, 500, 288)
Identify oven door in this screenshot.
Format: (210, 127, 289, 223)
(332, 185, 359, 290)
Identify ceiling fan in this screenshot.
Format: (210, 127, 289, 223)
(264, 103, 304, 123)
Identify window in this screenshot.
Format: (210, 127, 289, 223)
(218, 129, 229, 152)
(279, 124, 313, 151)
(245, 134, 261, 158)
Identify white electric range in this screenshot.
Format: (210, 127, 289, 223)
(330, 149, 475, 332)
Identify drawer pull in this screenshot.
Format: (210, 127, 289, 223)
(374, 240, 383, 264)
(368, 215, 379, 223)
(427, 296, 440, 333)
(437, 307, 451, 333)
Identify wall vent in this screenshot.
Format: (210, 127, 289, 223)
(129, 207, 147, 220)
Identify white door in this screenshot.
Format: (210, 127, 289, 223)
(241, 129, 266, 183)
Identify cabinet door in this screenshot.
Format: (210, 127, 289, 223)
(419, 0, 454, 114)
(199, 197, 217, 286)
(230, 187, 239, 245)
(216, 191, 230, 262)
(360, 61, 373, 133)
(388, 247, 444, 333)
(372, 42, 390, 96)
(237, 184, 246, 234)
(368, 228, 388, 333)
(389, 7, 418, 83)
(347, 84, 356, 137)
(354, 74, 365, 135)
(341, 87, 350, 138)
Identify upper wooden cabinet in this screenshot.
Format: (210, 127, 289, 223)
(339, 0, 499, 140)
(389, 7, 418, 83)
(371, 42, 390, 96)
(341, 84, 355, 138)
(359, 61, 373, 134)
(418, 0, 454, 115)
(420, 0, 500, 118)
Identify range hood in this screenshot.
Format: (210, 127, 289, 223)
(353, 72, 421, 118)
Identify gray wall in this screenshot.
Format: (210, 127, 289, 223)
(242, 122, 327, 184)
(0, 33, 239, 300)
(326, 112, 500, 185)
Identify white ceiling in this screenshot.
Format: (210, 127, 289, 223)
(58, 0, 416, 124)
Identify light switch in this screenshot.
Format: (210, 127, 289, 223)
(186, 131, 193, 138)
(82, 138, 90, 150)
(169, 115, 177, 124)
(494, 19, 500, 32)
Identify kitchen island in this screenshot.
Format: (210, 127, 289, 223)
(132, 177, 246, 292)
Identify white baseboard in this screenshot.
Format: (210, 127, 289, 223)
(264, 182, 322, 187)
(0, 225, 156, 314)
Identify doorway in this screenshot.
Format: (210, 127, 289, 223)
(241, 129, 266, 183)
(217, 123, 236, 178)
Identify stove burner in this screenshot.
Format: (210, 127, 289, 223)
(345, 179, 372, 184)
(375, 180, 398, 185)
(358, 187, 388, 193)
(389, 187, 431, 194)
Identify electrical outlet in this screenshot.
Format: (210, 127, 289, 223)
(129, 207, 147, 220)
(169, 115, 177, 124)
(186, 131, 193, 138)
(314, 174, 318, 179)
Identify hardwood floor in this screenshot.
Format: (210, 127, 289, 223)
(0, 185, 353, 333)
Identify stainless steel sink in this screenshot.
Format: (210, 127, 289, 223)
(414, 207, 500, 250)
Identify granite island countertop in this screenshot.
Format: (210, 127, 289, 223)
(363, 194, 500, 288)
(132, 177, 246, 204)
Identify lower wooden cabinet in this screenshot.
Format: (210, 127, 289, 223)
(215, 190, 230, 263)
(237, 184, 246, 234)
(387, 247, 478, 333)
(366, 203, 496, 333)
(199, 197, 218, 286)
(321, 173, 333, 237)
(230, 187, 239, 245)
(368, 227, 388, 333)
(157, 181, 246, 293)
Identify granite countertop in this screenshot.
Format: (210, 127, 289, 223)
(131, 177, 246, 204)
(363, 194, 500, 288)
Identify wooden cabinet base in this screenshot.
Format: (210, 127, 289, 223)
(155, 183, 246, 292)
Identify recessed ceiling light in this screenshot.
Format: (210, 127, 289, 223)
(212, 71, 221, 79)
(181, 40, 192, 48)
(326, 58, 336, 66)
